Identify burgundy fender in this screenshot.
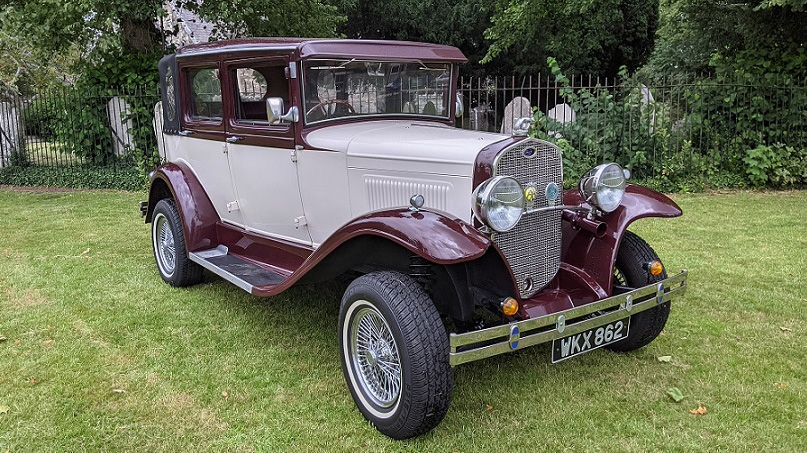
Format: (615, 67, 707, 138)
(249, 208, 491, 296)
(145, 162, 219, 252)
(561, 184, 682, 293)
(323, 209, 491, 264)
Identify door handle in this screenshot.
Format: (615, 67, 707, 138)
(225, 136, 243, 143)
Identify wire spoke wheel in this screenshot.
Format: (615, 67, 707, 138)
(150, 199, 203, 287)
(156, 214, 176, 274)
(338, 271, 453, 439)
(350, 305, 402, 408)
(153, 213, 176, 276)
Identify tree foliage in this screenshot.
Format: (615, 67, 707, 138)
(0, 0, 343, 89)
(338, 0, 494, 75)
(483, 0, 659, 76)
(646, 0, 807, 79)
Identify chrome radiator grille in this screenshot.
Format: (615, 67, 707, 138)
(492, 139, 563, 298)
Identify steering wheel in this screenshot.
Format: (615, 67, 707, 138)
(306, 99, 357, 118)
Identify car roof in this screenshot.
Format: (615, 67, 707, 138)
(175, 38, 468, 63)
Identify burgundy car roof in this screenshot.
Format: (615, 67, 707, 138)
(175, 38, 468, 63)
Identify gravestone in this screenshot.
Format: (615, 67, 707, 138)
(0, 102, 23, 168)
(470, 103, 491, 131)
(546, 102, 576, 138)
(500, 96, 532, 135)
(547, 102, 576, 124)
(640, 84, 655, 105)
(639, 84, 657, 133)
(107, 96, 135, 156)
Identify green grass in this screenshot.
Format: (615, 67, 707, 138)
(22, 140, 81, 167)
(0, 187, 804, 452)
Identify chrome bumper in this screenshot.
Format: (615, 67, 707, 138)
(449, 270, 688, 366)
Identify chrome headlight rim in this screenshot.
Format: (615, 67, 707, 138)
(578, 163, 628, 213)
(473, 176, 525, 233)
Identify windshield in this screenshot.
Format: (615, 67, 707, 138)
(302, 60, 451, 124)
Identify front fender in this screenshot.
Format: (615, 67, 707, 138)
(317, 208, 491, 265)
(251, 208, 492, 298)
(146, 162, 219, 252)
(561, 184, 682, 293)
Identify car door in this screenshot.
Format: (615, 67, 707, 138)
(177, 61, 245, 227)
(222, 57, 312, 246)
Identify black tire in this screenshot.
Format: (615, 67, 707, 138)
(605, 231, 670, 352)
(151, 198, 203, 287)
(338, 271, 453, 439)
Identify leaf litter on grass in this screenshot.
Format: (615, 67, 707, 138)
(667, 387, 685, 402)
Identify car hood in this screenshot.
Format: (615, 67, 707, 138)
(304, 120, 508, 176)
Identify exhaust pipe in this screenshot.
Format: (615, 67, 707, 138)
(562, 209, 607, 238)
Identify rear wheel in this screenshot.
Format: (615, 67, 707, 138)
(338, 271, 453, 439)
(151, 199, 203, 287)
(605, 231, 670, 352)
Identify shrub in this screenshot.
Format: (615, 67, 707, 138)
(22, 98, 61, 139)
(744, 144, 807, 188)
(530, 57, 806, 191)
(0, 166, 145, 191)
(53, 89, 115, 165)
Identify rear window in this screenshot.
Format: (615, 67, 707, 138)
(189, 67, 222, 119)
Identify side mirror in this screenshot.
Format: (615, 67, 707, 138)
(266, 97, 299, 124)
(455, 93, 464, 118)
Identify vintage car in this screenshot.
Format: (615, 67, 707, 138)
(142, 38, 688, 439)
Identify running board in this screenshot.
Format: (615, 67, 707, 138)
(188, 246, 285, 293)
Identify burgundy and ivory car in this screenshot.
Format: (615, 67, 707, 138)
(142, 38, 688, 439)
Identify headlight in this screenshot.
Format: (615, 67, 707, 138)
(578, 163, 628, 213)
(473, 176, 524, 232)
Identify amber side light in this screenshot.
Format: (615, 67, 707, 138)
(649, 260, 664, 276)
(501, 297, 519, 316)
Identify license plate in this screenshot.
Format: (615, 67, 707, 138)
(551, 318, 630, 363)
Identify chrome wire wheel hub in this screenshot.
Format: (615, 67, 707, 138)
(350, 305, 401, 409)
(154, 214, 176, 275)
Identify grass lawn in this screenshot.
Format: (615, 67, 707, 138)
(0, 187, 804, 452)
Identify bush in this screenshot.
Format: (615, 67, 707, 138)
(744, 144, 807, 188)
(530, 57, 806, 191)
(53, 89, 115, 165)
(0, 166, 146, 191)
(22, 98, 61, 139)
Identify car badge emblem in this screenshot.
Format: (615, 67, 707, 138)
(545, 182, 560, 202)
(523, 147, 536, 158)
(524, 185, 538, 202)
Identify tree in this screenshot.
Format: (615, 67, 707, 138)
(338, 0, 495, 75)
(483, 0, 660, 76)
(0, 0, 344, 88)
(646, 0, 807, 79)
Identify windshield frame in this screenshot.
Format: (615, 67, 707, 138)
(300, 58, 454, 126)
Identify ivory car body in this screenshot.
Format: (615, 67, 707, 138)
(143, 38, 688, 439)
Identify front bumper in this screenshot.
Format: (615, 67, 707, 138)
(449, 270, 688, 366)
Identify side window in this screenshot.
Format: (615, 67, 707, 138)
(189, 67, 222, 119)
(236, 68, 267, 102)
(232, 64, 289, 123)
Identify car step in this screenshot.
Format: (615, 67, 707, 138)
(188, 246, 285, 293)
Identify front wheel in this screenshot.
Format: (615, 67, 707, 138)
(338, 271, 453, 439)
(605, 231, 671, 352)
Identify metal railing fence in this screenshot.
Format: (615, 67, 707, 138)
(0, 85, 161, 172)
(1, 75, 804, 188)
(457, 74, 807, 184)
